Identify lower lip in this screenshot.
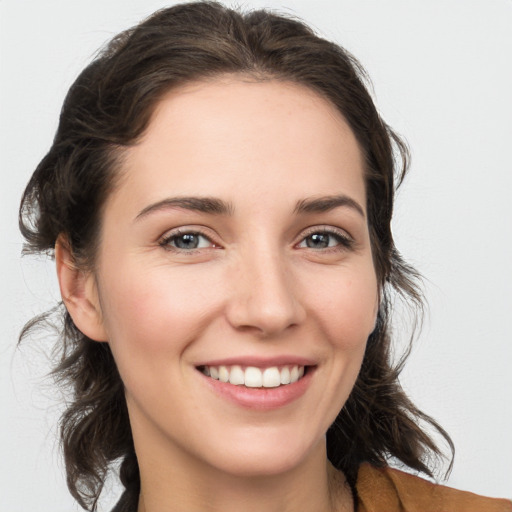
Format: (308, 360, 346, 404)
(199, 368, 315, 410)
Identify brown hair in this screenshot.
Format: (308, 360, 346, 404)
(19, 2, 453, 511)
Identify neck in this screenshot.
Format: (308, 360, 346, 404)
(135, 438, 353, 512)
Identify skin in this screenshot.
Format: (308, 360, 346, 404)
(57, 77, 379, 512)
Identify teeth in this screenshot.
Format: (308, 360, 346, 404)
(280, 366, 291, 385)
(218, 365, 229, 383)
(262, 367, 281, 388)
(245, 367, 263, 388)
(229, 365, 245, 385)
(201, 364, 307, 388)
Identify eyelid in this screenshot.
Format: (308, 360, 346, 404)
(296, 225, 355, 249)
(158, 226, 221, 251)
(157, 224, 354, 252)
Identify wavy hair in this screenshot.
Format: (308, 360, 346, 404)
(19, 2, 453, 510)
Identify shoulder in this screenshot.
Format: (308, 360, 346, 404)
(355, 463, 512, 512)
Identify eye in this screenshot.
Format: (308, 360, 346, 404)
(297, 229, 353, 250)
(160, 230, 216, 251)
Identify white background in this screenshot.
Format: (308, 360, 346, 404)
(1, 0, 511, 510)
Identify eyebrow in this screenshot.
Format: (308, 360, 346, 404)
(135, 196, 234, 221)
(135, 193, 364, 221)
(294, 194, 365, 218)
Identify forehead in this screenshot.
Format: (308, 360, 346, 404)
(111, 77, 366, 216)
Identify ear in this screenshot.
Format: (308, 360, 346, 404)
(55, 236, 108, 342)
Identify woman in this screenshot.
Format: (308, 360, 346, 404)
(17, 2, 512, 511)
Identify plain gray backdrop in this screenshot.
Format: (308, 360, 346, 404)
(1, 0, 511, 510)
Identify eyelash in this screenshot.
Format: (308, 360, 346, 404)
(297, 227, 354, 252)
(159, 229, 216, 252)
(159, 227, 354, 253)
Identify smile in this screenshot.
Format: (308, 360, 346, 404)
(199, 365, 306, 388)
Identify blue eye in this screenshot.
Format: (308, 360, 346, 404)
(161, 231, 213, 251)
(298, 230, 352, 250)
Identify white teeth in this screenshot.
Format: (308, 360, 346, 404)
(218, 365, 229, 383)
(229, 365, 245, 385)
(280, 366, 291, 385)
(245, 367, 263, 388)
(202, 364, 307, 388)
(262, 367, 281, 388)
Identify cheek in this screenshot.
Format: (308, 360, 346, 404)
(306, 265, 378, 350)
(97, 262, 222, 357)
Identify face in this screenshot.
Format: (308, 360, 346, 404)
(88, 78, 378, 478)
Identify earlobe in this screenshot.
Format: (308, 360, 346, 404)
(55, 237, 108, 342)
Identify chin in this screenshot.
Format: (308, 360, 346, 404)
(201, 432, 324, 478)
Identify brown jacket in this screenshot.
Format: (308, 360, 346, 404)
(356, 463, 512, 512)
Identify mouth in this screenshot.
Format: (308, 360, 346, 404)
(196, 364, 308, 388)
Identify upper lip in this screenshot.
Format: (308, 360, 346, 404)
(195, 355, 317, 368)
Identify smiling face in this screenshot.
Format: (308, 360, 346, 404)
(79, 78, 378, 479)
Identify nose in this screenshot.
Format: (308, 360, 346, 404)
(225, 246, 306, 337)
